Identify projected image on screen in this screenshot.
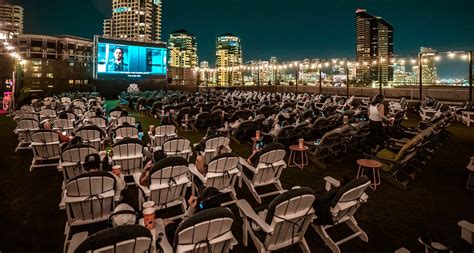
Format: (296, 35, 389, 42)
(97, 42, 166, 77)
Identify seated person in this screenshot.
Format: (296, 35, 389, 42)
(194, 145, 232, 189)
(246, 142, 285, 167)
(164, 187, 222, 243)
(40, 119, 70, 144)
(83, 153, 126, 192)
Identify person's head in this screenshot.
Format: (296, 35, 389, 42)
(197, 187, 221, 211)
(83, 153, 101, 172)
(113, 47, 124, 61)
(371, 95, 385, 106)
(205, 126, 217, 137)
(120, 110, 128, 117)
(215, 145, 230, 156)
(40, 120, 52, 130)
(95, 108, 103, 117)
(58, 112, 68, 120)
(69, 136, 83, 146)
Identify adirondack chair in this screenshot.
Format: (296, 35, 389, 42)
(133, 156, 190, 220)
(67, 225, 152, 253)
(156, 207, 237, 253)
(237, 187, 315, 252)
(238, 142, 286, 203)
(312, 176, 370, 253)
(30, 130, 61, 171)
(188, 153, 240, 206)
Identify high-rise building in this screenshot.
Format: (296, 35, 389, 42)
(0, 3, 23, 40)
(414, 47, 439, 85)
(355, 9, 394, 85)
(103, 0, 162, 42)
(168, 30, 197, 68)
(167, 30, 198, 85)
(215, 33, 242, 86)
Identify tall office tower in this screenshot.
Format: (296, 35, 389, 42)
(168, 30, 197, 68)
(413, 47, 438, 85)
(355, 9, 394, 85)
(103, 0, 162, 42)
(0, 2, 23, 40)
(167, 30, 198, 85)
(215, 33, 242, 86)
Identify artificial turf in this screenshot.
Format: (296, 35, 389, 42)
(0, 101, 473, 252)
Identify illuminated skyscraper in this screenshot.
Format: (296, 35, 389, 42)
(0, 3, 23, 40)
(355, 9, 394, 85)
(103, 0, 162, 42)
(168, 30, 197, 68)
(167, 30, 198, 85)
(413, 47, 439, 85)
(215, 33, 242, 86)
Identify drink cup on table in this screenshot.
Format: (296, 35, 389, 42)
(298, 138, 304, 149)
(112, 165, 121, 176)
(142, 201, 155, 230)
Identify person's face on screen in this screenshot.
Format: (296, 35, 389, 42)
(114, 48, 123, 62)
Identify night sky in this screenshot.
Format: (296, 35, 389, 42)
(5, 0, 474, 77)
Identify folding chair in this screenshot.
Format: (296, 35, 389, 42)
(30, 130, 61, 172)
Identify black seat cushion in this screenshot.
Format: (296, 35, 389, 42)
(75, 225, 152, 253)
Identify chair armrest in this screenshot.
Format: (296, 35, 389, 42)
(360, 192, 369, 203)
(458, 220, 474, 232)
(155, 219, 173, 253)
(324, 176, 340, 191)
(239, 157, 257, 173)
(132, 173, 150, 197)
(67, 231, 89, 253)
(59, 191, 66, 210)
(188, 164, 206, 182)
(236, 199, 273, 233)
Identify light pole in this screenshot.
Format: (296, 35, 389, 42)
(345, 58, 350, 97)
(469, 50, 473, 101)
(418, 53, 423, 101)
(319, 61, 323, 94)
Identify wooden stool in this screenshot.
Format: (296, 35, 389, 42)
(357, 159, 382, 190)
(288, 145, 309, 169)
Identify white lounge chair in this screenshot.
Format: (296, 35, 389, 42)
(238, 142, 286, 203)
(156, 207, 237, 253)
(162, 137, 192, 162)
(133, 156, 189, 220)
(30, 130, 61, 171)
(237, 187, 315, 253)
(189, 153, 240, 206)
(311, 176, 370, 253)
(149, 125, 177, 150)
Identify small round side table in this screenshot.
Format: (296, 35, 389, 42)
(288, 145, 309, 169)
(356, 159, 382, 190)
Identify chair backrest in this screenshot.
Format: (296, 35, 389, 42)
(74, 225, 152, 253)
(263, 188, 315, 250)
(203, 136, 231, 162)
(254, 143, 286, 185)
(112, 138, 143, 175)
(20, 105, 35, 113)
(148, 156, 189, 209)
(114, 125, 139, 139)
(17, 119, 39, 131)
(73, 99, 85, 108)
(31, 130, 61, 158)
(173, 207, 236, 253)
(65, 171, 116, 224)
(162, 137, 191, 160)
(90, 117, 107, 128)
(40, 108, 57, 118)
(329, 176, 370, 222)
(206, 153, 240, 191)
(155, 124, 176, 136)
(54, 118, 74, 130)
(18, 112, 39, 121)
(61, 144, 98, 180)
(117, 116, 136, 126)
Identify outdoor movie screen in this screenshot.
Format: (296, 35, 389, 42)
(96, 39, 167, 78)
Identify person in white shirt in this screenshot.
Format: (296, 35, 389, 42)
(367, 95, 394, 152)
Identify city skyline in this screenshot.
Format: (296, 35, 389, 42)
(5, 0, 474, 79)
